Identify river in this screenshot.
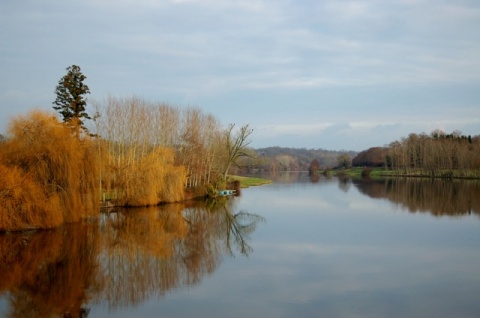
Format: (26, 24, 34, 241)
(1, 172, 479, 317)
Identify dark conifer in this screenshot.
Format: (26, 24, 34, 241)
(53, 65, 91, 135)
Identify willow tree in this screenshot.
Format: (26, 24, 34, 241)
(53, 65, 91, 136)
(0, 110, 100, 230)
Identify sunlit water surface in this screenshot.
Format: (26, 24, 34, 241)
(1, 173, 479, 317)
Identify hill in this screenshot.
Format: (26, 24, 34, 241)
(235, 146, 358, 172)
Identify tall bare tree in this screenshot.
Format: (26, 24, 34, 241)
(222, 124, 253, 180)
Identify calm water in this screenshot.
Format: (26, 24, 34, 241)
(1, 173, 480, 318)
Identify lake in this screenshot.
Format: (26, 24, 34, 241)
(1, 173, 479, 318)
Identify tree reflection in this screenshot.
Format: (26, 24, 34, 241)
(201, 197, 266, 256)
(353, 178, 480, 217)
(222, 206, 265, 256)
(98, 199, 264, 308)
(0, 199, 264, 315)
(0, 222, 100, 318)
(337, 176, 351, 193)
(97, 205, 188, 309)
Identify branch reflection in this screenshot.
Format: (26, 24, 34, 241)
(205, 197, 266, 256)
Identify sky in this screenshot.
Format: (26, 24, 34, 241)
(1, 0, 479, 151)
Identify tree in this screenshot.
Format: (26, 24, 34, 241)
(222, 124, 254, 179)
(53, 65, 91, 135)
(352, 147, 386, 167)
(308, 159, 320, 175)
(337, 153, 352, 169)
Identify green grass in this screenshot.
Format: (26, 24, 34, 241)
(318, 167, 480, 179)
(229, 175, 273, 188)
(319, 167, 401, 178)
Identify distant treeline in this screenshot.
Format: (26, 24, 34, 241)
(234, 146, 358, 172)
(353, 130, 480, 177)
(235, 130, 480, 178)
(0, 97, 249, 231)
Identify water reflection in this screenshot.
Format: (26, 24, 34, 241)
(352, 178, 480, 217)
(0, 198, 264, 316)
(254, 171, 480, 217)
(0, 223, 99, 318)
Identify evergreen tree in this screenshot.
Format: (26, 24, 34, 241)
(53, 65, 91, 134)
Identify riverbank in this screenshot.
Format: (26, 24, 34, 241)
(318, 167, 480, 179)
(229, 175, 273, 188)
(102, 175, 274, 207)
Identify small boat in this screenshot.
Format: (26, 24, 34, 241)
(218, 189, 236, 196)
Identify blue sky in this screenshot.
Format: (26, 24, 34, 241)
(1, 0, 479, 151)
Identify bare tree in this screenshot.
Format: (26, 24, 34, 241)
(222, 124, 254, 180)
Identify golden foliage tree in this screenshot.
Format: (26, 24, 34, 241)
(92, 97, 215, 205)
(0, 164, 62, 230)
(118, 147, 187, 206)
(0, 110, 100, 231)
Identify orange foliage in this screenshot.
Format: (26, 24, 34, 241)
(0, 110, 100, 231)
(115, 147, 187, 206)
(0, 164, 62, 230)
(0, 108, 191, 230)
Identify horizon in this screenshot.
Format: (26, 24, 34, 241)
(1, 0, 479, 152)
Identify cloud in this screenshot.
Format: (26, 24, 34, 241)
(1, 0, 479, 149)
(252, 115, 480, 151)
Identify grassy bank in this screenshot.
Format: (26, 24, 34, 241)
(229, 175, 273, 188)
(319, 167, 480, 179)
(320, 167, 393, 178)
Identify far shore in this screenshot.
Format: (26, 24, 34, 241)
(317, 167, 480, 180)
